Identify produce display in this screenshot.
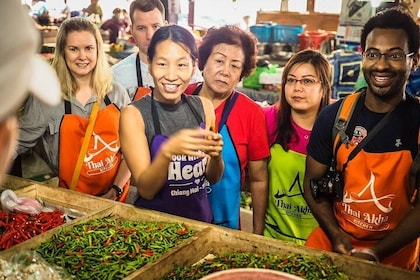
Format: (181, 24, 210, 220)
(36, 215, 195, 280)
(0, 209, 65, 251)
(0, 250, 70, 279)
(163, 252, 349, 280)
(240, 191, 252, 210)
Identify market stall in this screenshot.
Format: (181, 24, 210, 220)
(0, 177, 419, 279)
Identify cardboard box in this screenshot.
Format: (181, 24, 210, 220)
(339, 0, 373, 26)
(239, 207, 253, 233)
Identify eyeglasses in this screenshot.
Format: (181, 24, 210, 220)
(363, 50, 414, 63)
(285, 77, 321, 87)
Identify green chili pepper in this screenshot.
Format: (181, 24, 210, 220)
(36, 215, 195, 280)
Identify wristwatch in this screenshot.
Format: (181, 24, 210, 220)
(110, 184, 123, 199)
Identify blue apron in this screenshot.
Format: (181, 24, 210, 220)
(206, 91, 241, 229)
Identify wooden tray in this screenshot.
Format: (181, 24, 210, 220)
(0, 203, 212, 279)
(1, 175, 39, 190)
(1, 196, 418, 280)
(7, 183, 114, 215)
(152, 225, 420, 280)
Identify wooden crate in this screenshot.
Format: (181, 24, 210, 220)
(7, 183, 114, 215)
(1, 200, 419, 280)
(151, 226, 420, 280)
(1, 175, 39, 190)
(0, 203, 213, 279)
(0, 182, 115, 254)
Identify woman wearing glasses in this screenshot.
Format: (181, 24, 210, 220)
(263, 49, 332, 244)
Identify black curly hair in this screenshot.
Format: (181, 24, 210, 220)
(360, 7, 419, 53)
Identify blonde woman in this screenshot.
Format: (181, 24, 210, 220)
(14, 17, 131, 202)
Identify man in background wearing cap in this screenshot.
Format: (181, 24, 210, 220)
(0, 0, 61, 183)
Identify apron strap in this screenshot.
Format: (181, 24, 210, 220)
(409, 115, 420, 203)
(70, 99, 101, 190)
(64, 99, 71, 114)
(151, 91, 204, 136)
(192, 85, 238, 133)
(64, 95, 110, 114)
(218, 91, 238, 132)
(183, 94, 204, 125)
(136, 54, 143, 87)
(104, 95, 111, 106)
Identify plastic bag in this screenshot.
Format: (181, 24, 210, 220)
(0, 250, 71, 280)
(243, 60, 278, 90)
(1, 189, 42, 215)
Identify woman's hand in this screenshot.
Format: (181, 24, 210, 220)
(100, 188, 118, 201)
(203, 131, 223, 158)
(160, 127, 223, 159)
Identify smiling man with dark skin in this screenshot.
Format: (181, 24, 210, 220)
(302, 8, 420, 270)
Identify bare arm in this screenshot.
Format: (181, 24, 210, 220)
(120, 105, 166, 199)
(248, 158, 268, 235)
(370, 193, 420, 261)
(100, 159, 131, 200)
(120, 104, 223, 200)
(303, 155, 352, 254)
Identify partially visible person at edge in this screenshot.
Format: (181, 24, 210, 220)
(262, 49, 331, 245)
(303, 8, 420, 270)
(111, 0, 202, 102)
(14, 17, 132, 203)
(83, 0, 103, 21)
(119, 25, 224, 223)
(0, 0, 61, 182)
(101, 8, 129, 44)
(185, 25, 269, 233)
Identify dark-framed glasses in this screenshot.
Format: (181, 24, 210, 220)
(285, 77, 321, 87)
(363, 50, 414, 63)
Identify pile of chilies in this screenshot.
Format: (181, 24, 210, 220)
(164, 252, 350, 280)
(36, 216, 194, 280)
(0, 209, 64, 250)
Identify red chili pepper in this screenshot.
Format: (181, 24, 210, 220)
(143, 249, 154, 256)
(0, 209, 65, 251)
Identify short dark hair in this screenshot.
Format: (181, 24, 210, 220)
(198, 25, 257, 80)
(360, 7, 419, 53)
(129, 0, 165, 23)
(147, 25, 197, 63)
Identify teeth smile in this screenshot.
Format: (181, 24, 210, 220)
(374, 76, 389, 82)
(164, 84, 177, 90)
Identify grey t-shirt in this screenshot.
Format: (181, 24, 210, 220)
(132, 94, 205, 146)
(15, 81, 130, 174)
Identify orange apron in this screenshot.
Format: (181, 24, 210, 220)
(58, 97, 129, 202)
(306, 97, 419, 270)
(132, 54, 151, 101)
